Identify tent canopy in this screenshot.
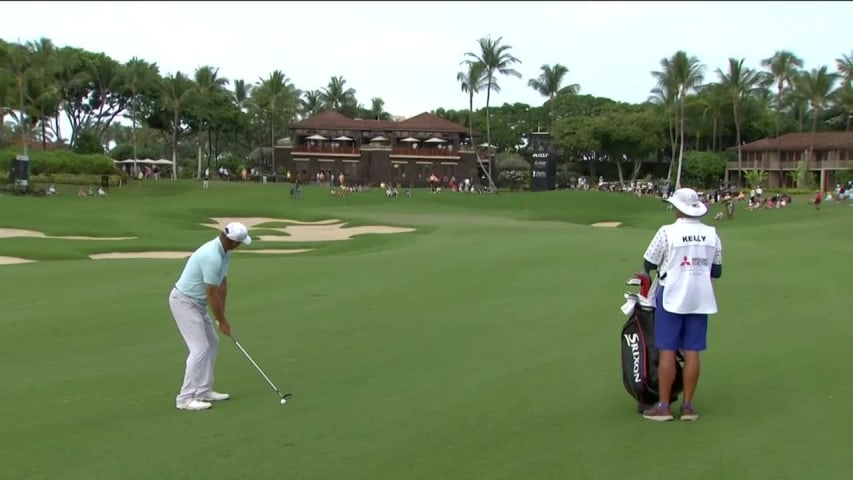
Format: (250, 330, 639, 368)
(113, 158, 174, 165)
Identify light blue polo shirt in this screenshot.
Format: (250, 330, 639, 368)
(174, 237, 230, 305)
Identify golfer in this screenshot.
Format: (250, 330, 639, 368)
(641, 188, 722, 422)
(168, 222, 252, 411)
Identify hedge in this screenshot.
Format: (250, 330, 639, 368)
(0, 171, 125, 187)
(765, 188, 819, 195)
(2, 148, 118, 176)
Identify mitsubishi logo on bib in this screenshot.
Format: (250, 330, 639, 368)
(679, 255, 710, 275)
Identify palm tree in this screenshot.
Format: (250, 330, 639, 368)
(694, 83, 728, 151)
(794, 66, 839, 187)
(232, 79, 252, 112)
(653, 51, 704, 188)
(782, 83, 809, 133)
(368, 97, 390, 120)
(836, 51, 853, 130)
(456, 60, 487, 141)
(25, 72, 60, 149)
(836, 51, 853, 84)
(464, 35, 522, 191)
(25, 38, 60, 150)
(124, 57, 160, 161)
(0, 69, 11, 147)
(833, 82, 853, 131)
(527, 63, 577, 127)
(761, 50, 804, 138)
(252, 70, 299, 175)
(649, 71, 679, 180)
(194, 65, 230, 171)
(159, 72, 197, 180)
(2, 41, 34, 155)
(717, 58, 763, 183)
(300, 90, 323, 119)
(320, 76, 357, 113)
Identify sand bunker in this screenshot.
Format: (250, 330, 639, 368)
(202, 217, 341, 230)
(202, 217, 415, 242)
(0, 256, 36, 265)
(591, 222, 622, 228)
(89, 249, 312, 260)
(5, 216, 412, 265)
(0, 228, 135, 241)
(90, 251, 193, 260)
(259, 224, 415, 242)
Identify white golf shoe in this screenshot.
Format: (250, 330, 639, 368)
(198, 391, 230, 402)
(176, 399, 212, 411)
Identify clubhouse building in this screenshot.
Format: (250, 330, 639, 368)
(727, 131, 853, 190)
(252, 111, 490, 187)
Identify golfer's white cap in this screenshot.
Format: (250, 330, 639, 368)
(223, 222, 252, 245)
(666, 188, 708, 218)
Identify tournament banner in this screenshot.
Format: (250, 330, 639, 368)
(529, 132, 557, 191)
(11, 155, 30, 187)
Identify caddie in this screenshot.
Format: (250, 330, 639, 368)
(641, 188, 723, 422)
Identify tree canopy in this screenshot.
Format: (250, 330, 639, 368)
(1, 36, 850, 183)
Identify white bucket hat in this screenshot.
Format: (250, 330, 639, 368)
(666, 188, 708, 217)
(223, 222, 252, 245)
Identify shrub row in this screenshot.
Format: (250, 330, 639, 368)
(0, 171, 124, 187)
(765, 188, 818, 195)
(2, 148, 118, 176)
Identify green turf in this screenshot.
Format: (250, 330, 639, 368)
(1, 181, 849, 479)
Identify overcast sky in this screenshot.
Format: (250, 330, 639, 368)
(3, 0, 851, 120)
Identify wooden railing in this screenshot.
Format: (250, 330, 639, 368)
(727, 159, 853, 170)
(290, 144, 471, 158)
(390, 147, 460, 157)
(291, 144, 359, 155)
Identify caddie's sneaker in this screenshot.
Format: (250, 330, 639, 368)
(643, 403, 674, 422)
(680, 404, 699, 421)
(198, 391, 230, 402)
(176, 399, 212, 411)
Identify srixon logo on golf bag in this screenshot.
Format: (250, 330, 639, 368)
(623, 332, 642, 383)
(620, 316, 650, 397)
(619, 273, 684, 409)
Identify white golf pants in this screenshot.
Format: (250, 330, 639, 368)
(169, 287, 219, 404)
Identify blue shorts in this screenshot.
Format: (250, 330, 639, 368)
(655, 287, 709, 352)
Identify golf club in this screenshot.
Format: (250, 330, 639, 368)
(228, 335, 292, 405)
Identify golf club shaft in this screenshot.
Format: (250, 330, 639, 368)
(230, 336, 283, 396)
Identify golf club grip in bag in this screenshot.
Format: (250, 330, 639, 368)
(620, 274, 684, 407)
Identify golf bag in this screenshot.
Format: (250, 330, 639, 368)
(619, 273, 684, 412)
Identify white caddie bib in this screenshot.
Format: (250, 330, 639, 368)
(658, 222, 719, 314)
